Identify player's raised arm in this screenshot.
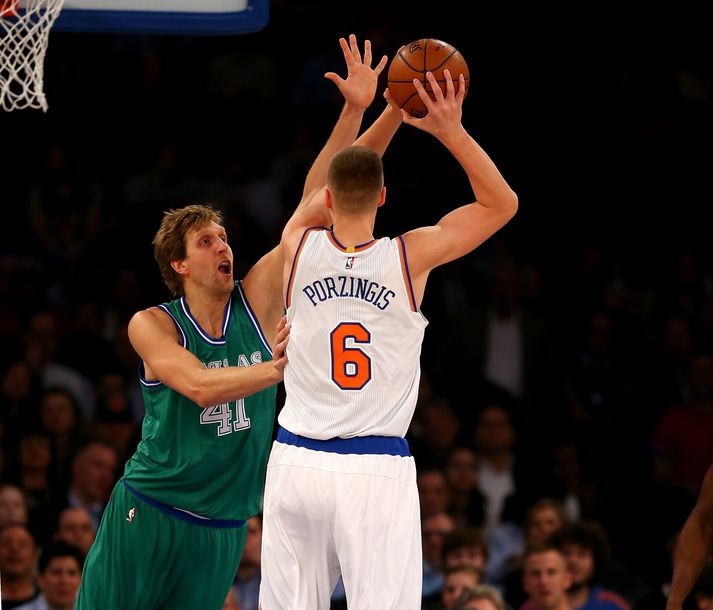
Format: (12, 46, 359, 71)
(666, 462, 713, 610)
(299, 34, 388, 208)
(128, 307, 286, 408)
(243, 34, 387, 337)
(401, 69, 518, 298)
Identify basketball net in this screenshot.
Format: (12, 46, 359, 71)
(0, 0, 66, 111)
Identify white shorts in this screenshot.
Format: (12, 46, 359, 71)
(259, 436, 422, 610)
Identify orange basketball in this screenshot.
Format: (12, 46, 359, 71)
(387, 38, 469, 118)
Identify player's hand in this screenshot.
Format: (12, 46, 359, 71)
(272, 316, 290, 375)
(383, 87, 404, 116)
(402, 69, 465, 140)
(324, 34, 388, 111)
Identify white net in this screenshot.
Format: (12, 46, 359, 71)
(1, 0, 66, 111)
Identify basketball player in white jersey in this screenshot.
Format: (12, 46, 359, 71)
(259, 65, 518, 610)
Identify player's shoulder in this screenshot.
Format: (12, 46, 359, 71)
(129, 304, 178, 334)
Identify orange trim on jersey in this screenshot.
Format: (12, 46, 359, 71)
(397, 235, 418, 312)
(285, 227, 326, 309)
(327, 230, 377, 252)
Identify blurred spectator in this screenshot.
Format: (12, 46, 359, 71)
(422, 513, 458, 605)
(520, 543, 572, 610)
(652, 350, 713, 494)
(14, 432, 56, 546)
(446, 446, 486, 528)
(455, 584, 508, 610)
(54, 507, 95, 558)
(90, 370, 139, 463)
(51, 440, 119, 531)
(474, 404, 539, 533)
(0, 483, 29, 528)
(435, 565, 483, 610)
(443, 527, 489, 575)
(22, 312, 94, 419)
(503, 498, 569, 609)
(13, 541, 84, 610)
(1, 361, 42, 449)
(0, 523, 39, 608)
(38, 387, 89, 494)
(411, 398, 463, 469)
(419, 467, 452, 521)
(448, 258, 569, 436)
(550, 521, 631, 610)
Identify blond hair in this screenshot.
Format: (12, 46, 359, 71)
(152, 204, 224, 296)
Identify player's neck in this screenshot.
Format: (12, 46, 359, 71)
(183, 288, 231, 338)
(331, 216, 375, 248)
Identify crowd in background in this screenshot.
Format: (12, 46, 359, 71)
(1, 1, 712, 609)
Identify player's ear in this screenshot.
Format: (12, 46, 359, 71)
(377, 186, 386, 208)
(325, 187, 334, 210)
(171, 259, 188, 276)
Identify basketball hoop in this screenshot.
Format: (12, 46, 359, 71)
(1, 0, 66, 111)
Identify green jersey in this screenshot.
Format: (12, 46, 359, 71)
(123, 281, 277, 521)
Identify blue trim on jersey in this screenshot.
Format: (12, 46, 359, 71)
(277, 426, 411, 456)
(285, 226, 328, 308)
(123, 481, 247, 529)
(179, 296, 231, 345)
(236, 281, 273, 356)
(397, 235, 419, 313)
(138, 361, 163, 388)
(329, 229, 375, 251)
(158, 303, 188, 348)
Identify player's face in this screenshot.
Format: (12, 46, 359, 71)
(181, 222, 234, 294)
(562, 543, 594, 586)
(38, 557, 82, 607)
(522, 551, 571, 610)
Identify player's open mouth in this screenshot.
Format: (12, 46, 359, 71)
(218, 261, 232, 276)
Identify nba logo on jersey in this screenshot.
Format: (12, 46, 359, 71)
(345, 256, 355, 269)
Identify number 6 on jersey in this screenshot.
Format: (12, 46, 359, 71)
(330, 322, 372, 390)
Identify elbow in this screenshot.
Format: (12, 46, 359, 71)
(506, 190, 519, 218)
(189, 378, 218, 409)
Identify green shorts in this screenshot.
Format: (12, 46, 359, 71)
(75, 480, 248, 610)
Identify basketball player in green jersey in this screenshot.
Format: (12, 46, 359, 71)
(74, 34, 390, 610)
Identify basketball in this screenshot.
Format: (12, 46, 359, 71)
(387, 39, 469, 118)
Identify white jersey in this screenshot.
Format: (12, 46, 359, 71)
(279, 227, 428, 439)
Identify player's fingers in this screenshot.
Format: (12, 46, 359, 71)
(455, 73, 466, 103)
(443, 69, 455, 98)
(363, 39, 372, 67)
(426, 71, 445, 101)
(338, 37, 353, 65)
(348, 33, 362, 64)
(412, 75, 435, 111)
(276, 316, 286, 331)
(374, 54, 388, 76)
(324, 72, 344, 87)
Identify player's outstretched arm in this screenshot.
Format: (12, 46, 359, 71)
(128, 308, 285, 408)
(401, 69, 518, 298)
(242, 35, 387, 338)
(353, 90, 403, 157)
(667, 462, 713, 610)
(299, 34, 388, 207)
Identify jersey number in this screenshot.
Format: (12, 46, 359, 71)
(200, 399, 251, 436)
(330, 322, 372, 390)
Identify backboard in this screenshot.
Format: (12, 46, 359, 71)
(51, 0, 269, 35)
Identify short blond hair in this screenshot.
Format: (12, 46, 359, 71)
(327, 145, 383, 214)
(152, 204, 224, 296)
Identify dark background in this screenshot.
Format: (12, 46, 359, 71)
(1, 0, 712, 606)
